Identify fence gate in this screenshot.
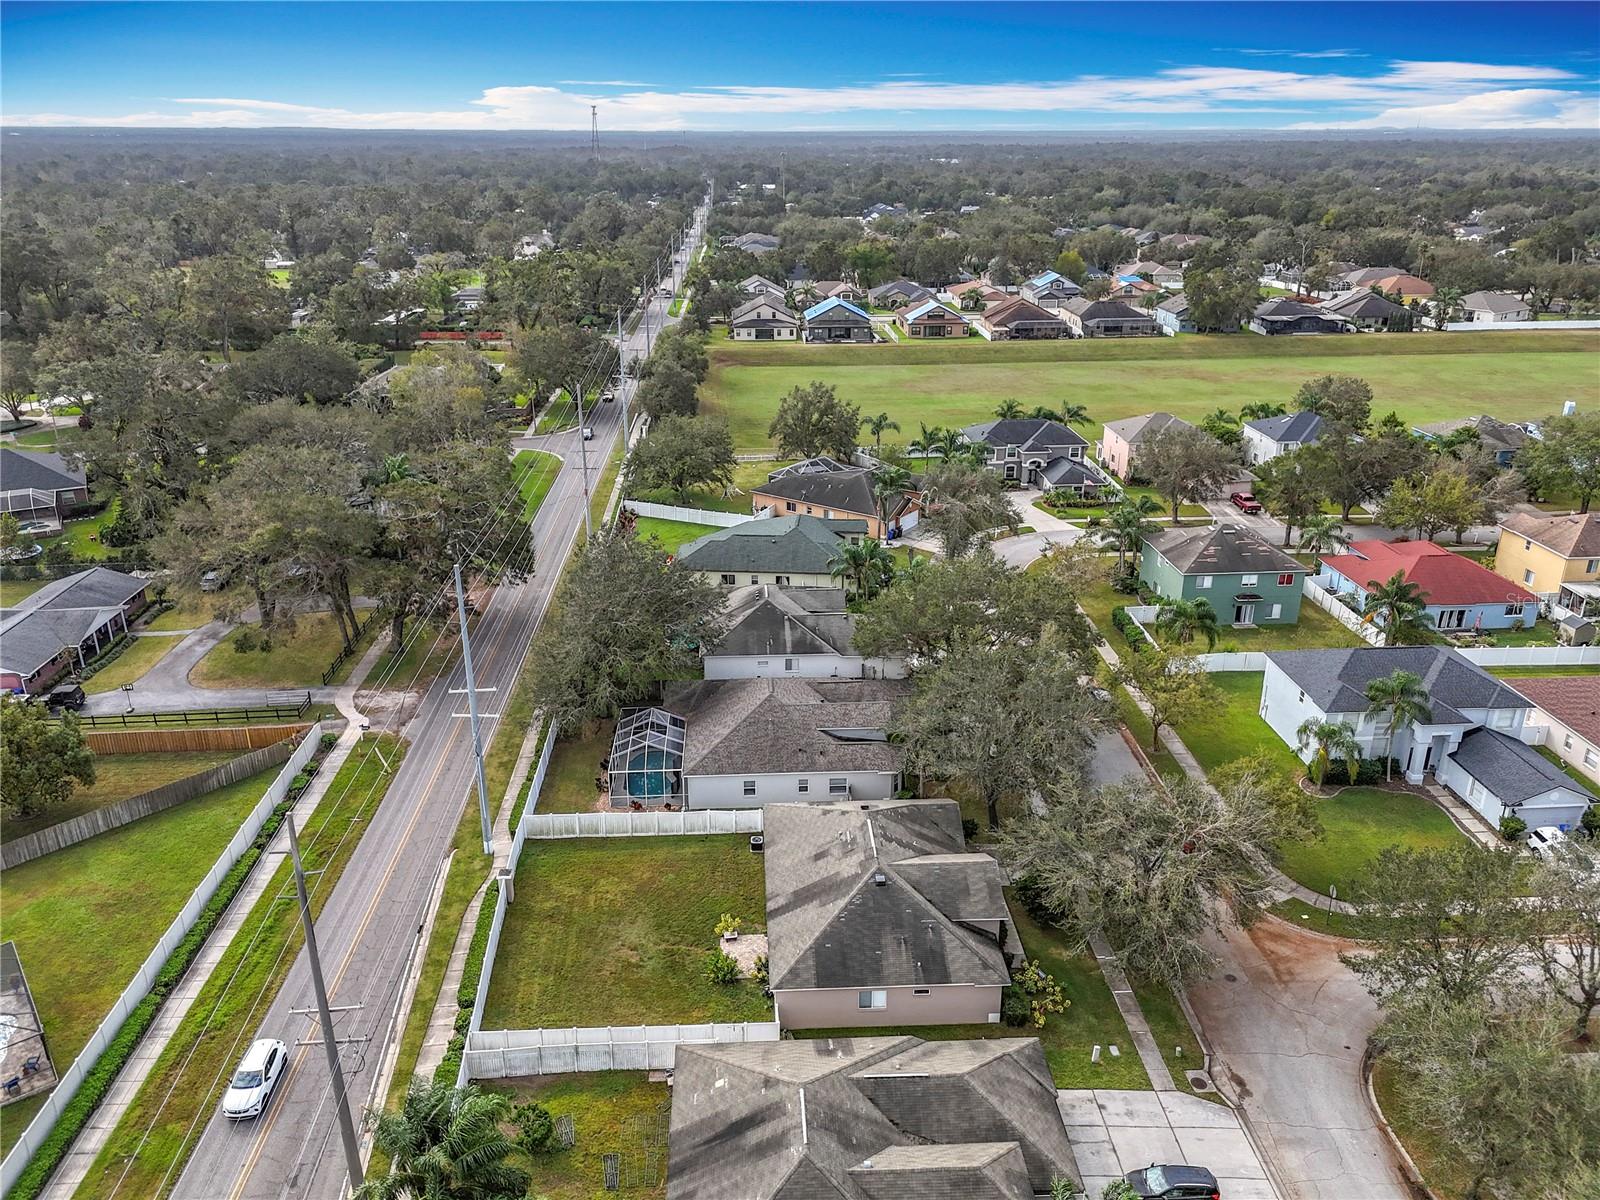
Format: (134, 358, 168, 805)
(601, 1103, 668, 1192)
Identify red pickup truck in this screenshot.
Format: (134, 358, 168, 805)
(1230, 491, 1263, 514)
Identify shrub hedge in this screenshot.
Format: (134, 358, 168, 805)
(433, 877, 501, 1086)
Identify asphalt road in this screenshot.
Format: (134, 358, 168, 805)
(169, 200, 709, 1200)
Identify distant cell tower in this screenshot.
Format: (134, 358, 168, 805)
(591, 105, 599, 164)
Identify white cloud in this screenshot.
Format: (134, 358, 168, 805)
(1293, 88, 1599, 129)
(1227, 48, 1369, 59)
(555, 79, 659, 87)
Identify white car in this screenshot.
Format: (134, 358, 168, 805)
(1527, 826, 1569, 860)
(581, 426, 595, 441)
(222, 1038, 288, 1120)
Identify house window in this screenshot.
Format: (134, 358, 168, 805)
(750, 576, 759, 585)
(828, 777, 848, 795)
(1492, 709, 1516, 729)
(1524, 538, 1532, 551)
(1006, 446, 1019, 458)
(784, 658, 796, 672)
(1297, 690, 1305, 703)
(1564, 733, 1574, 750)
(720, 574, 736, 585)
(742, 780, 757, 797)
(1196, 575, 1213, 589)
(1505, 604, 1521, 616)
(1277, 573, 1296, 587)
(805, 506, 814, 514)
(857, 990, 887, 1010)
(785, 501, 796, 512)
(797, 778, 809, 794)
(1241, 574, 1258, 586)
(912, 988, 931, 996)
(1524, 569, 1536, 585)
(1585, 748, 1598, 769)
(1270, 603, 1282, 619)
(1588, 559, 1600, 574)
(774, 576, 790, 586)
(756, 660, 769, 668)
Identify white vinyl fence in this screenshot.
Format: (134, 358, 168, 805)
(1303, 577, 1385, 645)
(1457, 645, 1600, 668)
(0, 723, 323, 1193)
(1194, 652, 1271, 672)
(520, 808, 765, 839)
(466, 1022, 781, 1078)
(1445, 320, 1600, 332)
(622, 499, 765, 527)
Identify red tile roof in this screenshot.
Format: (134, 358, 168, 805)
(1511, 677, 1600, 747)
(1319, 540, 1537, 606)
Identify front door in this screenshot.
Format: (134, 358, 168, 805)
(1234, 602, 1256, 625)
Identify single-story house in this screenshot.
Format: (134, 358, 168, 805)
(1511, 676, 1600, 788)
(1249, 298, 1349, 336)
(863, 202, 909, 221)
(1437, 727, 1596, 832)
(666, 1035, 1077, 1200)
(1335, 268, 1434, 299)
(750, 457, 922, 539)
(897, 299, 970, 338)
(675, 514, 868, 588)
(729, 296, 800, 341)
(765, 799, 1015, 1028)
(450, 285, 485, 311)
(608, 677, 909, 808)
(1154, 292, 1196, 336)
(1060, 297, 1158, 338)
(1413, 415, 1528, 466)
(1241, 411, 1325, 466)
(867, 279, 933, 309)
(729, 232, 780, 255)
(1319, 288, 1411, 331)
(0, 449, 89, 530)
(1114, 260, 1183, 289)
(0, 566, 150, 694)
(974, 297, 1065, 340)
(802, 297, 875, 344)
(1160, 233, 1209, 253)
(1141, 524, 1308, 626)
(1096, 412, 1194, 482)
(1319, 539, 1538, 632)
(1460, 290, 1532, 323)
(961, 417, 1108, 493)
(1019, 270, 1083, 309)
(704, 586, 905, 681)
(1494, 512, 1600, 611)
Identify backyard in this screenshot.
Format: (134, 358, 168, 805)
(700, 329, 1599, 450)
(530, 723, 615, 814)
(485, 1072, 669, 1200)
(633, 516, 722, 554)
(1077, 577, 1367, 655)
(1, 748, 241, 841)
(483, 836, 771, 1029)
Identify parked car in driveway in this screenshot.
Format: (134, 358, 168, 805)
(1527, 826, 1569, 860)
(222, 1038, 288, 1120)
(45, 684, 86, 712)
(1125, 1163, 1221, 1199)
(1229, 491, 1262, 514)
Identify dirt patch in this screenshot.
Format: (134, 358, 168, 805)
(354, 686, 422, 729)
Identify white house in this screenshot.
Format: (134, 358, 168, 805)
(1240, 411, 1325, 465)
(1460, 291, 1532, 323)
(702, 586, 905, 681)
(1258, 648, 1592, 830)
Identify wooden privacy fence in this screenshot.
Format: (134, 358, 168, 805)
(1, 737, 299, 869)
(465, 1023, 781, 1078)
(83, 724, 309, 755)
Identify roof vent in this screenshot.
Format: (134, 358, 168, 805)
(873, 871, 888, 886)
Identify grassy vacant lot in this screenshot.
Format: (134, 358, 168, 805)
(0, 763, 280, 1069)
(702, 329, 1600, 449)
(1278, 787, 1463, 896)
(190, 610, 350, 688)
(633, 516, 722, 554)
(484, 836, 770, 1029)
(515, 448, 562, 521)
(83, 632, 184, 693)
(486, 1073, 669, 1200)
(2, 749, 240, 840)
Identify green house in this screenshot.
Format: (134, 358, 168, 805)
(1139, 524, 1309, 626)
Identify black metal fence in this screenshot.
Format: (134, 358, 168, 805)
(320, 612, 377, 686)
(72, 692, 312, 729)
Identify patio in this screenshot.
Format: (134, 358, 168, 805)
(0, 942, 57, 1106)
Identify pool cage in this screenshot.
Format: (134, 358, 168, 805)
(608, 707, 686, 806)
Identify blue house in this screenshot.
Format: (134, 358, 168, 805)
(802, 297, 875, 344)
(1319, 539, 1540, 633)
(1154, 293, 1194, 336)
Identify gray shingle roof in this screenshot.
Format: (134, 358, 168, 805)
(0, 567, 147, 679)
(961, 418, 1087, 454)
(1036, 456, 1104, 488)
(732, 296, 800, 325)
(755, 460, 900, 521)
(1447, 727, 1591, 806)
(1415, 415, 1528, 456)
(675, 515, 866, 575)
(1461, 290, 1528, 315)
(1266, 647, 1532, 720)
(0, 449, 85, 495)
(1144, 524, 1306, 576)
(1244, 411, 1325, 446)
(1102, 411, 1192, 444)
(1062, 297, 1151, 322)
(666, 1036, 1076, 1200)
(710, 586, 858, 659)
(1155, 293, 1190, 316)
(1319, 289, 1408, 320)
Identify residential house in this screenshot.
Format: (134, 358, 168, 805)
(1250, 298, 1349, 336)
(730, 296, 800, 341)
(1060, 297, 1158, 338)
(1318, 289, 1411, 331)
(1096, 412, 1194, 482)
(739, 274, 788, 301)
(1335, 267, 1434, 299)
(1019, 270, 1083, 310)
(729, 232, 781, 255)
(1154, 293, 1197, 336)
(675, 514, 868, 588)
(514, 230, 554, 258)
(1511, 677, 1600, 788)
(750, 457, 922, 539)
(896, 299, 969, 339)
(1141, 524, 1308, 626)
(1460, 290, 1532, 323)
(862, 202, 909, 222)
(450, 285, 485, 311)
(1114, 260, 1183, 289)
(0, 449, 89, 530)
(960, 417, 1109, 494)
(1240, 411, 1326, 466)
(1318, 539, 1538, 633)
(1106, 276, 1160, 303)
(802, 297, 876, 344)
(608, 677, 908, 808)
(764, 799, 1016, 1028)
(703, 586, 905, 681)
(1260, 648, 1589, 828)
(0, 567, 150, 694)
(1160, 233, 1209, 254)
(1413, 415, 1529, 466)
(974, 297, 1066, 340)
(666, 1035, 1077, 1200)
(867, 279, 933, 309)
(810, 280, 867, 304)
(1494, 512, 1600, 618)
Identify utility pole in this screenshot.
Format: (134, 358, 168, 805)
(452, 563, 494, 853)
(616, 308, 629, 447)
(571, 380, 594, 541)
(287, 816, 365, 1196)
(590, 105, 599, 164)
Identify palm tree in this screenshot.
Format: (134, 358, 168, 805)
(1431, 285, 1464, 330)
(994, 399, 1025, 420)
(357, 1081, 529, 1200)
(1297, 513, 1351, 558)
(1029, 405, 1064, 423)
(1056, 402, 1090, 426)
(1364, 669, 1433, 782)
(829, 537, 896, 600)
(908, 422, 942, 459)
(871, 465, 913, 532)
(1156, 597, 1220, 650)
(1239, 402, 1286, 421)
(1096, 499, 1159, 575)
(932, 427, 966, 461)
(1297, 718, 1362, 787)
(862, 411, 900, 457)
(1362, 569, 1431, 645)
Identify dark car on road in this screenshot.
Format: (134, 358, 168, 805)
(1125, 1163, 1221, 1199)
(1229, 491, 1262, 514)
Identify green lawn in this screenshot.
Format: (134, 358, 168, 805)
(483, 837, 771, 1029)
(1170, 672, 1307, 778)
(40, 503, 119, 560)
(1076, 576, 1365, 654)
(486, 1073, 669, 1200)
(0, 762, 281, 1068)
(190, 610, 351, 688)
(83, 633, 183, 693)
(534, 723, 615, 814)
(366, 617, 457, 691)
(1277, 787, 1464, 897)
(142, 589, 219, 631)
(702, 330, 1599, 449)
(0, 575, 50, 605)
(514, 448, 562, 521)
(633, 516, 723, 554)
(1488, 665, 1600, 678)
(1, 749, 241, 841)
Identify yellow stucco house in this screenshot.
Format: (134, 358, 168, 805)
(1494, 512, 1600, 617)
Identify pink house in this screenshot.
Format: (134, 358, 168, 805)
(1095, 412, 1195, 482)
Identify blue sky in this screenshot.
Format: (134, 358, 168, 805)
(2, 1, 1596, 130)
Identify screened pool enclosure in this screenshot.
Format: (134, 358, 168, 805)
(608, 707, 686, 804)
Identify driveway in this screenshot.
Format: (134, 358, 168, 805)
(1187, 919, 1409, 1200)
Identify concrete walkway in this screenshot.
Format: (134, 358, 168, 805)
(42, 636, 388, 1199)
(1088, 934, 1176, 1092)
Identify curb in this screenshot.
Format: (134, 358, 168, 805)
(1361, 1047, 1441, 1200)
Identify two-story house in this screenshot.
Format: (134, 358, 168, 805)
(748, 457, 922, 539)
(1494, 512, 1600, 619)
(802, 297, 875, 343)
(1240, 411, 1325, 466)
(729, 296, 799, 341)
(1140, 524, 1309, 626)
(960, 417, 1109, 493)
(897, 299, 970, 338)
(1096, 412, 1195, 482)
(703, 586, 906, 681)
(674, 514, 867, 588)
(1019, 270, 1083, 310)
(1318, 539, 1538, 632)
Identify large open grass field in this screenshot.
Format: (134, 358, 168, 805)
(701, 329, 1600, 450)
